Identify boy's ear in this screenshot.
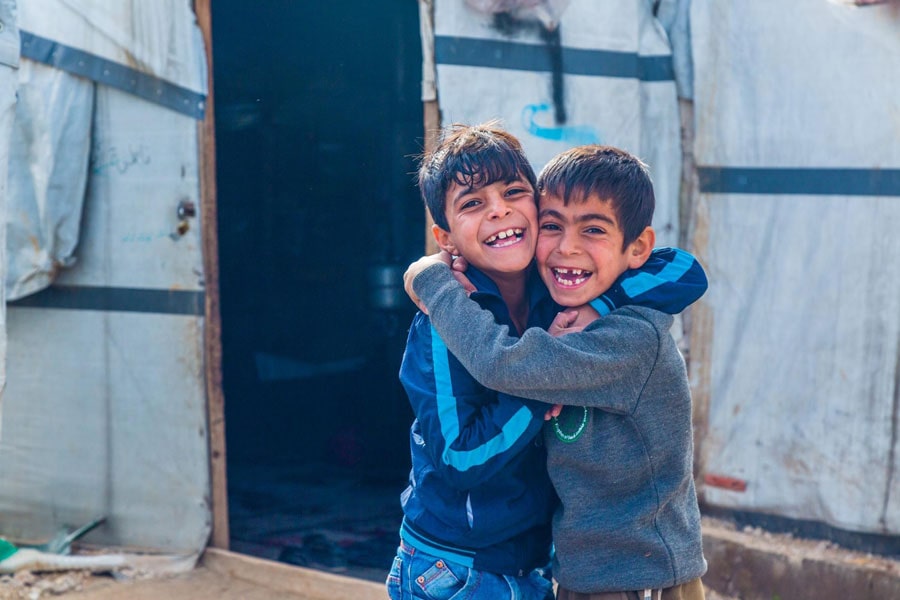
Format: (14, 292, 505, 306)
(431, 224, 459, 255)
(626, 226, 656, 269)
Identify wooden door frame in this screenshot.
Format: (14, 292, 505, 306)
(194, 0, 229, 550)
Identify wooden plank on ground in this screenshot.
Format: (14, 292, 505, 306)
(201, 548, 385, 600)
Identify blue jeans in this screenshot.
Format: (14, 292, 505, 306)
(386, 540, 554, 600)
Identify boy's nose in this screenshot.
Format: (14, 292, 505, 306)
(486, 195, 513, 218)
(556, 232, 581, 255)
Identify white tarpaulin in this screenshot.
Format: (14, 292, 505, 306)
(431, 0, 683, 247)
(0, 83, 211, 554)
(7, 0, 206, 299)
(19, 0, 206, 97)
(6, 62, 92, 300)
(0, 0, 19, 432)
(691, 0, 900, 534)
(0, 2, 210, 554)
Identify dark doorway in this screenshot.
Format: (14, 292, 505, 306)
(212, 1, 423, 581)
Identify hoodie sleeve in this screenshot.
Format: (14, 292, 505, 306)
(412, 265, 667, 411)
(411, 246, 707, 411)
(588, 247, 708, 316)
(400, 311, 551, 490)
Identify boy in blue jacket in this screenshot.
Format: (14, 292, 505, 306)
(404, 145, 708, 600)
(390, 127, 706, 600)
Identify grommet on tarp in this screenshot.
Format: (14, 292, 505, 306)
(177, 199, 196, 220)
(171, 199, 197, 239)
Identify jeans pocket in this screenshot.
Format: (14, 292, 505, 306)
(414, 558, 466, 600)
(386, 554, 403, 599)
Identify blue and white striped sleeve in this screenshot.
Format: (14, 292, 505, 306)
(590, 247, 708, 316)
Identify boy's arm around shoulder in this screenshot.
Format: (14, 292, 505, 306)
(412, 265, 665, 414)
(592, 247, 708, 315)
(404, 252, 475, 314)
(400, 310, 552, 490)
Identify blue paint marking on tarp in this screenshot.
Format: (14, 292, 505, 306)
(435, 36, 674, 81)
(523, 104, 601, 145)
(20, 31, 206, 120)
(9, 285, 205, 316)
(698, 167, 900, 197)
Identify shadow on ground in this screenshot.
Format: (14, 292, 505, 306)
(228, 461, 403, 583)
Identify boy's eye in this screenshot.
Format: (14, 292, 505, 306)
(505, 187, 530, 197)
(460, 199, 481, 210)
(540, 222, 561, 231)
(584, 226, 606, 234)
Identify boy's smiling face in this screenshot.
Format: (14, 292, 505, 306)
(536, 191, 652, 309)
(433, 175, 537, 279)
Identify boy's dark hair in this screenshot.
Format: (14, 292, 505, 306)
(538, 145, 655, 248)
(418, 122, 537, 231)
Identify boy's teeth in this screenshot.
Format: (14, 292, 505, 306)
(553, 268, 590, 286)
(485, 228, 523, 245)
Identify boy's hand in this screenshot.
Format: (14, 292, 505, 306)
(404, 253, 451, 313)
(450, 254, 469, 273)
(548, 310, 580, 337)
(404, 252, 476, 314)
(449, 255, 476, 297)
(544, 404, 563, 420)
(548, 304, 602, 337)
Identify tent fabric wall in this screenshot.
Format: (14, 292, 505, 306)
(431, 0, 683, 247)
(0, 0, 17, 71)
(653, 0, 692, 100)
(0, 3, 210, 553)
(8, 0, 207, 301)
(0, 0, 19, 431)
(690, 0, 900, 534)
(0, 83, 210, 553)
(19, 0, 206, 96)
(5, 61, 92, 300)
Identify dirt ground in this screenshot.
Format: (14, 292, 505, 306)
(1, 567, 738, 600)
(7, 515, 900, 600)
(1, 568, 299, 600)
(0, 550, 385, 600)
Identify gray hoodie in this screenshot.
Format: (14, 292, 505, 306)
(413, 264, 707, 593)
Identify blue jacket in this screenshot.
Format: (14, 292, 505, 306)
(398, 248, 708, 576)
(399, 265, 558, 576)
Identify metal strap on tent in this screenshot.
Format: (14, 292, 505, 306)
(20, 30, 206, 120)
(698, 167, 900, 197)
(9, 285, 205, 316)
(434, 35, 675, 82)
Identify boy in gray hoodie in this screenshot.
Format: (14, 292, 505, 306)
(404, 145, 707, 600)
